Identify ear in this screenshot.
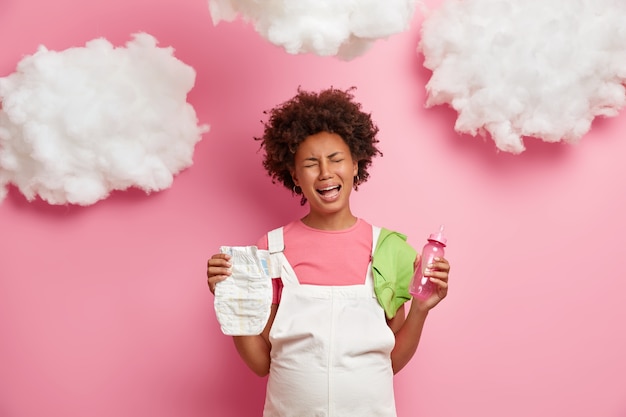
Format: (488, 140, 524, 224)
(352, 161, 358, 177)
(290, 170, 299, 186)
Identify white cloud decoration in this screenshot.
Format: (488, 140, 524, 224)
(419, 0, 626, 153)
(208, 0, 419, 60)
(0, 32, 208, 205)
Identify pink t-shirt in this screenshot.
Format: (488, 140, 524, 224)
(257, 218, 373, 303)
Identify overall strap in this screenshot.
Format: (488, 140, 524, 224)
(371, 225, 381, 257)
(364, 225, 382, 295)
(266, 227, 286, 281)
(267, 227, 284, 254)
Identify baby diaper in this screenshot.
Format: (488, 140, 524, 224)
(214, 246, 274, 336)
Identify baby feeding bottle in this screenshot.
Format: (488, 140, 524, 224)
(410, 225, 447, 301)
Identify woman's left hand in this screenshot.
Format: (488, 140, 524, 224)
(415, 256, 450, 310)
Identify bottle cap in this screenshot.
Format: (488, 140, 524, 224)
(428, 225, 447, 245)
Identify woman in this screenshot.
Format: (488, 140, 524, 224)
(207, 86, 450, 417)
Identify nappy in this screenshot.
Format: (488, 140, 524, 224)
(214, 246, 275, 336)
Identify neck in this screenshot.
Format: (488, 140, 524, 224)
(301, 211, 358, 231)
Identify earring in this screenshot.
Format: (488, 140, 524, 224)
(293, 185, 301, 194)
(354, 175, 360, 183)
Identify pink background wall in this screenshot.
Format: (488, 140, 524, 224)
(1, 0, 626, 416)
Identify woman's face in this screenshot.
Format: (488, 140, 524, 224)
(291, 131, 358, 222)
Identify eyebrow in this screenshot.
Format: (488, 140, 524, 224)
(303, 151, 345, 162)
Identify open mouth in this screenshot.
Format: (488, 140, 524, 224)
(317, 185, 341, 198)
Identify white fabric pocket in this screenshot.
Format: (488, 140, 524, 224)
(214, 246, 273, 336)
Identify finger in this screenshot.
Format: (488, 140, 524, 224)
(428, 277, 449, 291)
(207, 265, 232, 280)
(426, 270, 448, 281)
(414, 253, 422, 269)
(429, 275, 448, 286)
(429, 258, 450, 272)
(207, 253, 231, 268)
(207, 255, 232, 279)
(213, 253, 231, 260)
(209, 274, 230, 284)
(423, 264, 449, 282)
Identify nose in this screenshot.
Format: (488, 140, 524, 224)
(318, 160, 332, 179)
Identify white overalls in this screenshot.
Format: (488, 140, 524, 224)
(263, 226, 397, 417)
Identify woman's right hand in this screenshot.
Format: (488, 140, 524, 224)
(206, 253, 232, 294)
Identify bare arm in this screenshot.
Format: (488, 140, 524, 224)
(388, 301, 429, 374)
(387, 256, 450, 374)
(232, 304, 277, 377)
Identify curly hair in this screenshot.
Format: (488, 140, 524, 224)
(255, 86, 382, 204)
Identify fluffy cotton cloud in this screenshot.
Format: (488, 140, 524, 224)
(208, 0, 419, 60)
(0, 32, 208, 205)
(419, 0, 626, 153)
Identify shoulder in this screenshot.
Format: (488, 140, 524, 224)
(375, 227, 416, 254)
(256, 219, 301, 250)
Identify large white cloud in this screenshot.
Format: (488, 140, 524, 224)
(208, 0, 419, 60)
(0, 32, 208, 205)
(419, 0, 626, 153)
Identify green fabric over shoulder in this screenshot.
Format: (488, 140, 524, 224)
(372, 228, 417, 319)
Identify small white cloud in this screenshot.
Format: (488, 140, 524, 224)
(208, 0, 419, 60)
(0, 32, 208, 205)
(418, 0, 626, 153)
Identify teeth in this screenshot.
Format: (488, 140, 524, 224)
(319, 185, 339, 191)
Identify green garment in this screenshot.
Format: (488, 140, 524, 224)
(372, 228, 417, 319)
